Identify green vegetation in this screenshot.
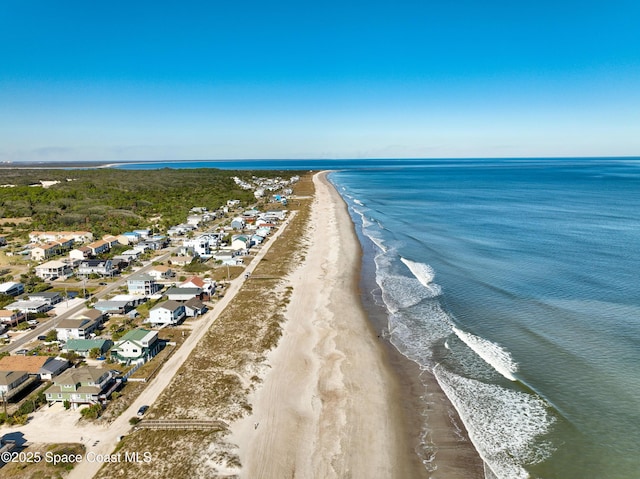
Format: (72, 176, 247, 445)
(0, 168, 301, 237)
(80, 403, 103, 419)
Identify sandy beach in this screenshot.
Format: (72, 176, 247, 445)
(233, 171, 485, 479)
(232, 172, 423, 478)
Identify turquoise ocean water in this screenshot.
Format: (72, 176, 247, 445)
(117, 158, 640, 478)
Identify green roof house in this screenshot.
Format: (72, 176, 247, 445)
(64, 339, 113, 358)
(110, 329, 160, 365)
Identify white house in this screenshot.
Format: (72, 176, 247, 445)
(0, 310, 26, 326)
(127, 273, 160, 296)
(0, 282, 25, 297)
(231, 235, 252, 251)
(148, 265, 173, 280)
(164, 287, 202, 302)
(69, 247, 91, 261)
(56, 316, 102, 341)
(5, 300, 50, 315)
(147, 300, 186, 326)
(35, 260, 73, 280)
(78, 259, 114, 277)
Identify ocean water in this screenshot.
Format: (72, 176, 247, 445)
(328, 159, 640, 479)
(116, 158, 640, 478)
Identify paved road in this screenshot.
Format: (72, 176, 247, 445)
(0, 249, 176, 354)
(1, 213, 295, 479)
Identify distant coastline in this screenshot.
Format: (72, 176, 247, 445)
(3, 156, 638, 173)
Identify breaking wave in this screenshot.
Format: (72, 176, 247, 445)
(452, 327, 519, 381)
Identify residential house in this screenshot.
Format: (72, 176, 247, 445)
(230, 217, 246, 230)
(167, 255, 193, 266)
(251, 234, 265, 245)
(263, 210, 287, 221)
(56, 316, 102, 341)
(110, 257, 129, 271)
(35, 260, 73, 280)
(69, 246, 92, 261)
(182, 234, 220, 258)
(180, 276, 214, 298)
(28, 291, 63, 306)
(184, 298, 207, 317)
(187, 215, 203, 227)
(45, 367, 115, 407)
(122, 232, 141, 243)
(121, 249, 142, 260)
(164, 287, 203, 302)
(133, 229, 151, 239)
(115, 234, 133, 245)
(63, 339, 113, 358)
(86, 239, 110, 256)
(147, 300, 185, 326)
(255, 220, 277, 228)
(29, 231, 93, 244)
(231, 235, 252, 251)
(0, 355, 69, 380)
(0, 282, 24, 297)
(148, 265, 173, 280)
(31, 241, 71, 261)
(102, 235, 121, 248)
(127, 273, 160, 296)
(0, 371, 31, 400)
(0, 310, 25, 327)
(255, 227, 272, 238)
(213, 251, 243, 266)
(74, 309, 105, 323)
(93, 300, 134, 315)
(5, 300, 50, 315)
(78, 259, 114, 277)
(110, 329, 160, 364)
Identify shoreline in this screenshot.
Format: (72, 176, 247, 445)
(233, 171, 420, 477)
(342, 172, 486, 478)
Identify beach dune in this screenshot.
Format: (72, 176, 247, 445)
(233, 172, 421, 478)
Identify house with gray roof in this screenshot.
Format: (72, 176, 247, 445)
(164, 287, 203, 302)
(28, 291, 63, 306)
(93, 300, 134, 315)
(45, 367, 116, 407)
(147, 300, 185, 326)
(56, 317, 102, 341)
(0, 371, 31, 400)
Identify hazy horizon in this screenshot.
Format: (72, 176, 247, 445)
(2, 1, 639, 163)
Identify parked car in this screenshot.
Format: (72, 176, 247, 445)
(137, 405, 149, 417)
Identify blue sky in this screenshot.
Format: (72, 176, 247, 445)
(1, 1, 639, 162)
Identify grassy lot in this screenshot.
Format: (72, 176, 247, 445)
(95, 173, 315, 479)
(0, 442, 85, 479)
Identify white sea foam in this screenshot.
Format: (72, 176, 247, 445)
(452, 327, 518, 381)
(378, 273, 436, 313)
(400, 257, 442, 296)
(434, 366, 556, 479)
(353, 198, 364, 206)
